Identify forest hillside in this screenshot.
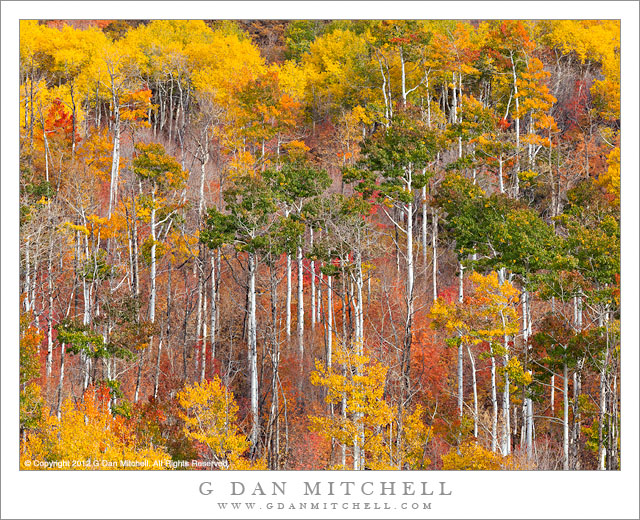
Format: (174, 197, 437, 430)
(19, 19, 620, 471)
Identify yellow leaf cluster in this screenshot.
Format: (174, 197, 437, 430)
(177, 378, 262, 470)
(21, 387, 168, 470)
(309, 342, 395, 469)
(442, 441, 517, 470)
(597, 146, 620, 206)
(429, 271, 520, 345)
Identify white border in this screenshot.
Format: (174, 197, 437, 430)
(2, 2, 638, 519)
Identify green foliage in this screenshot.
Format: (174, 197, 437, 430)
(284, 20, 327, 61)
(81, 249, 116, 281)
(201, 174, 279, 254)
(132, 143, 188, 191)
(20, 312, 44, 431)
(23, 179, 53, 201)
(558, 180, 620, 286)
(56, 319, 135, 360)
(435, 173, 558, 277)
(346, 116, 439, 203)
(264, 160, 331, 207)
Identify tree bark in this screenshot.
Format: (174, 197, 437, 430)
(297, 245, 304, 356)
(248, 253, 259, 453)
(56, 343, 66, 418)
(491, 353, 498, 451)
(457, 261, 464, 417)
(468, 345, 478, 438)
(210, 253, 217, 368)
(286, 248, 292, 341)
(563, 360, 569, 470)
(108, 91, 120, 218)
(310, 228, 316, 332)
(46, 240, 54, 379)
(432, 208, 438, 301)
(327, 275, 333, 370)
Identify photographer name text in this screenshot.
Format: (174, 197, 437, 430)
(199, 480, 453, 497)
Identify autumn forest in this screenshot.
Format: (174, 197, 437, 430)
(19, 19, 621, 471)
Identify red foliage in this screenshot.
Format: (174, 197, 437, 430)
(498, 117, 511, 130)
(411, 327, 456, 403)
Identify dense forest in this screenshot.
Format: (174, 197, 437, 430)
(19, 19, 620, 471)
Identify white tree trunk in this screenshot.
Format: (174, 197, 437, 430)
(468, 345, 478, 438)
(355, 251, 364, 354)
(403, 180, 415, 397)
(327, 275, 333, 369)
(511, 53, 520, 197)
(563, 360, 569, 470)
(200, 284, 208, 382)
(491, 354, 498, 451)
(526, 395, 533, 459)
(457, 261, 464, 417)
(24, 238, 31, 312)
(310, 228, 316, 331)
(248, 253, 259, 451)
(432, 208, 438, 301)
(108, 97, 120, 218)
(149, 194, 157, 324)
(297, 245, 304, 356)
(598, 336, 609, 470)
(46, 242, 54, 378)
(286, 251, 291, 341)
(400, 46, 407, 106)
(136, 189, 157, 403)
(210, 253, 217, 365)
(422, 185, 427, 272)
(56, 343, 65, 418)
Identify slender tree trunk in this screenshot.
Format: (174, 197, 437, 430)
(491, 353, 498, 451)
(327, 275, 333, 369)
(108, 96, 120, 218)
(46, 241, 54, 379)
(42, 115, 50, 183)
(136, 188, 157, 403)
(154, 259, 172, 398)
(210, 253, 217, 368)
(297, 245, 304, 356)
(609, 357, 619, 470)
(426, 73, 431, 127)
(525, 392, 533, 459)
(511, 53, 521, 197)
(200, 279, 208, 383)
(422, 185, 428, 275)
(23, 238, 31, 312)
(56, 343, 66, 418)
(285, 243, 292, 341)
(563, 360, 569, 470)
(522, 287, 534, 459)
(355, 251, 364, 354)
(195, 249, 204, 377)
(248, 253, 259, 453)
(451, 72, 457, 124)
(457, 261, 464, 417)
(468, 345, 478, 438)
(152, 338, 163, 399)
(432, 208, 438, 301)
(403, 193, 414, 400)
(400, 46, 407, 107)
(310, 228, 316, 332)
(598, 316, 610, 470)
